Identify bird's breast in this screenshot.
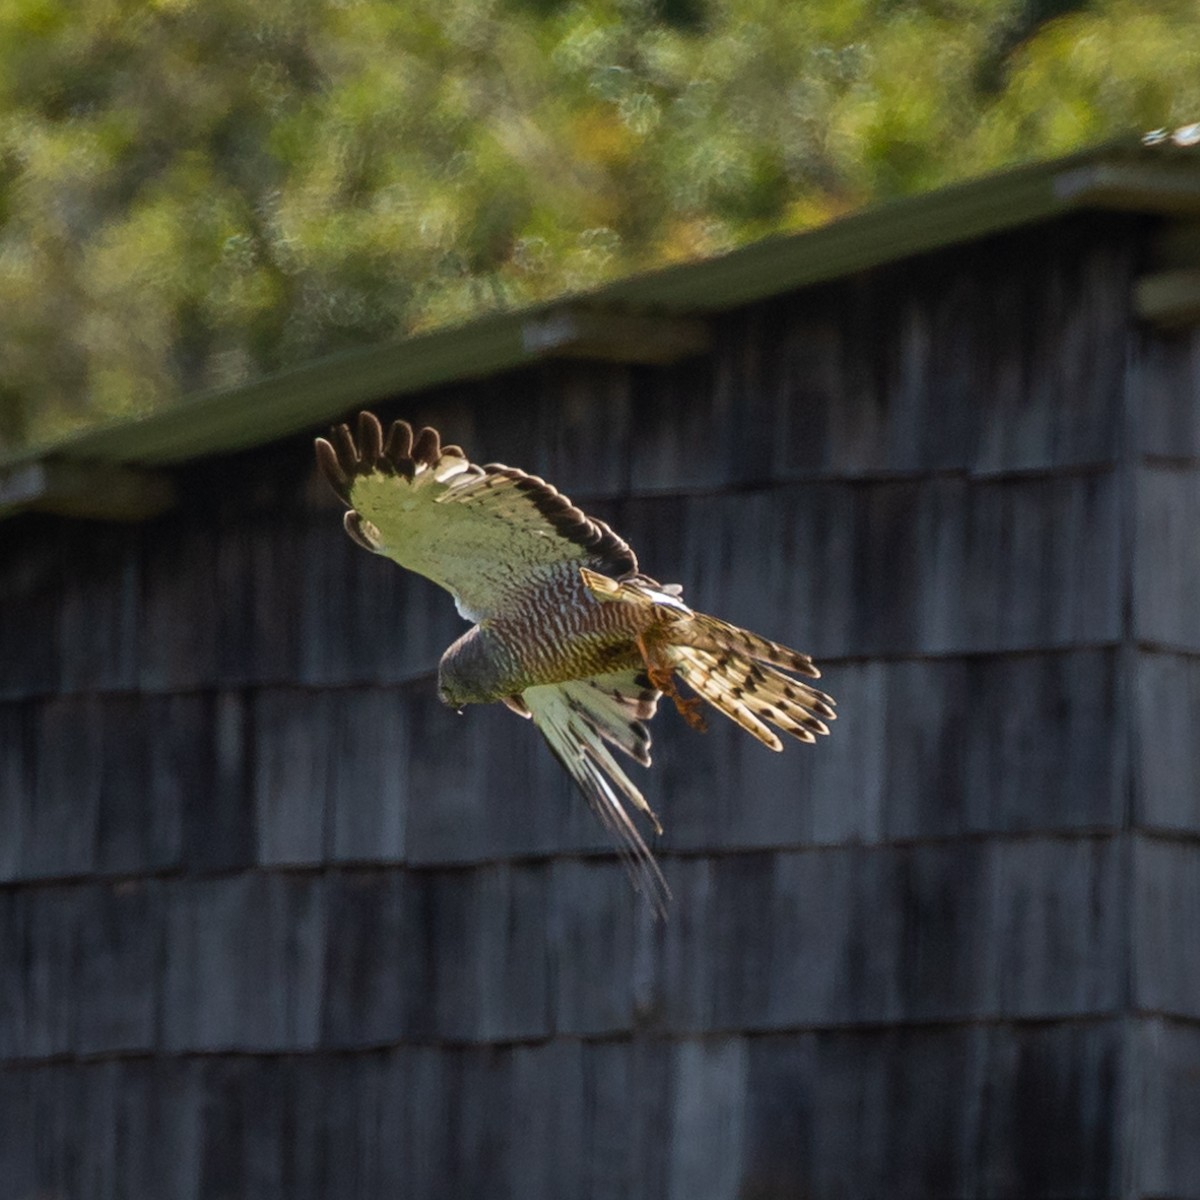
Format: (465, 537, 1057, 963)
(484, 570, 652, 693)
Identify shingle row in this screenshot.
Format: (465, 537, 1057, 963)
(0, 1020, 1131, 1200)
(0, 836, 1146, 1059)
(2, 466, 1121, 702)
(0, 650, 1127, 882)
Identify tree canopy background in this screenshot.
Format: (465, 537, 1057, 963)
(1, 0, 1197, 450)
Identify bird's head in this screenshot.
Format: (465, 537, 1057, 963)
(437, 623, 509, 710)
(436, 680, 467, 713)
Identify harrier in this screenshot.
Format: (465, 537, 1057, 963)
(315, 413, 834, 911)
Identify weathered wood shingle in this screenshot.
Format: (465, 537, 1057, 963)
(651, 839, 1123, 1034)
(318, 870, 432, 1046)
(547, 858, 645, 1035)
(74, 880, 162, 1056)
(1133, 835, 1200, 1019)
(1136, 327, 1200, 460)
(162, 873, 326, 1052)
(0, 516, 64, 701)
(1135, 464, 1200, 650)
(623, 472, 1121, 663)
(1131, 1018, 1200, 1198)
(4, 691, 252, 882)
(0, 1022, 1129, 1200)
(0, 702, 31, 880)
(253, 687, 411, 866)
(5, 885, 82, 1059)
(741, 1021, 1121, 1200)
(1135, 649, 1200, 832)
(630, 224, 1132, 492)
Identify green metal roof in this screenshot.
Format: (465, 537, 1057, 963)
(6, 132, 1200, 487)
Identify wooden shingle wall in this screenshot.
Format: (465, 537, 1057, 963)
(1126, 318, 1200, 1199)
(2, 213, 1196, 1198)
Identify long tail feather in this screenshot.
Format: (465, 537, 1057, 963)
(672, 651, 783, 749)
(671, 648, 832, 749)
(682, 613, 823, 679)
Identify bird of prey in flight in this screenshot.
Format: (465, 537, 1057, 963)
(315, 413, 834, 911)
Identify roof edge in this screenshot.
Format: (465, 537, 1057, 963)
(4, 133, 1200, 480)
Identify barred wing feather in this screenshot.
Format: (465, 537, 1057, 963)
(522, 673, 669, 914)
(315, 412, 635, 620)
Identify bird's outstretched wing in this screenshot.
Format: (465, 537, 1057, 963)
(518, 670, 670, 914)
(315, 412, 635, 620)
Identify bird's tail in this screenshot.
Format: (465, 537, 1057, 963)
(580, 570, 835, 751)
(665, 639, 835, 751)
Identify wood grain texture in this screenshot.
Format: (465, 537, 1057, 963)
(162, 873, 326, 1052)
(0, 514, 64, 701)
(547, 857, 645, 1036)
(1131, 1018, 1200, 1199)
(1136, 464, 1200, 649)
(529, 361, 635, 498)
(622, 472, 1121, 663)
(74, 879, 162, 1056)
(1135, 324, 1200, 460)
(651, 838, 1123, 1033)
(2, 885, 82, 1059)
(1136, 649, 1200, 832)
(133, 506, 460, 692)
(630, 223, 1132, 490)
(0, 836, 1127, 1066)
(55, 523, 143, 694)
(0, 1024, 1125, 1200)
(1133, 835, 1200, 1019)
(0, 897, 27, 1062)
(426, 863, 554, 1043)
(403, 686, 591, 865)
(0, 702, 31, 880)
(746, 1020, 1121, 1199)
(319, 871, 432, 1046)
(5, 690, 244, 882)
(253, 686, 411, 865)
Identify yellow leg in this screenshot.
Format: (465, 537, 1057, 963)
(636, 634, 707, 733)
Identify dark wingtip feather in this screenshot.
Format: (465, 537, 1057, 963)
(358, 411, 384, 461)
(343, 510, 378, 551)
(384, 419, 414, 463)
(331, 423, 360, 474)
(323, 412, 432, 489)
(412, 425, 441, 467)
(314, 437, 351, 501)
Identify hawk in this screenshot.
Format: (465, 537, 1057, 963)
(315, 413, 834, 911)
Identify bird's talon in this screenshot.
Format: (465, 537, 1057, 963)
(644, 663, 672, 692)
(643, 659, 707, 733)
(674, 694, 708, 733)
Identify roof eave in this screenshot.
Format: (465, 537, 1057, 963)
(4, 135, 1200, 492)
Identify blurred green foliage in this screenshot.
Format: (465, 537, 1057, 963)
(1, 0, 1197, 448)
